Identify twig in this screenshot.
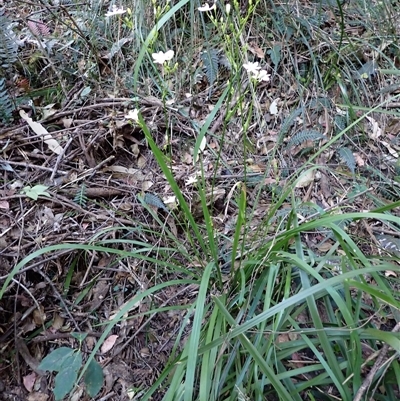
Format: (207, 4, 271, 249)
(1, 159, 68, 174)
(33, 266, 80, 331)
(0, 205, 35, 238)
(353, 321, 400, 401)
(32, 331, 103, 342)
(37, 101, 138, 124)
(50, 136, 73, 182)
(15, 338, 45, 376)
(298, 187, 373, 225)
(58, 155, 115, 184)
(0, 250, 76, 284)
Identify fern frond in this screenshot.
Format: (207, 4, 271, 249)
(0, 8, 18, 68)
(73, 184, 88, 208)
(334, 115, 346, 133)
(338, 147, 356, 173)
(143, 192, 168, 211)
(376, 234, 400, 256)
(201, 48, 219, 96)
(377, 184, 399, 201)
(0, 77, 14, 122)
(308, 97, 331, 111)
(27, 20, 51, 37)
(286, 130, 325, 148)
(278, 107, 303, 143)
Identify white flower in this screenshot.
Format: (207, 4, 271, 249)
(152, 50, 174, 65)
(105, 5, 126, 17)
(244, 62, 270, 82)
(243, 61, 261, 75)
(198, 3, 216, 12)
(185, 175, 198, 186)
(253, 69, 271, 82)
(163, 196, 178, 209)
(125, 108, 139, 122)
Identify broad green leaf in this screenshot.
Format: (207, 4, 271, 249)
(268, 43, 282, 67)
(84, 359, 104, 397)
(21, 185, 51, 200)
(67, 350, 83, 373)
(39, 347, 75, 372)
(54, 365, 79, 401)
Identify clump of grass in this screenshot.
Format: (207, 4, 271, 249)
(2, 0, 400, 400)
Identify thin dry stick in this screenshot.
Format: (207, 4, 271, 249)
(353, 321, 400, 401)
(33, 266, 80, 331)
(49, 136, 73, 182)
(0, 205, 35, 238)
(15, 337, 45, 376)
(2, 159, 68, 174)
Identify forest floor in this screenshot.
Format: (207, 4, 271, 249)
(1, 1, 400, 400)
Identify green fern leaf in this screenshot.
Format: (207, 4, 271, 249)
(338, 147, 356, 173)
(377, 184, 398, 201)
(376, 234, 400, 256)
(286, 130, 325, 148)
(308, 97, 332, 111)
(143, 192, 168, 211)
(278, 107, 303, 144)
(0, 77, 14, 122)
(334, 115, 346, 133)
(73, 184, 88, 208)
(201, 48, 219, 95)
(0, 8, 18, 68)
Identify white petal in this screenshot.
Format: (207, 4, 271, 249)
(164, 50, 174, 61)
(243, 62, 260, 74)
(105, 5, 126, 17)
(125, 109, 139, 122)
(198, 3, 216, 12)
(256, 70, 271, 82)
(152, 51, 165, 64)
(269, 98, 280, 115)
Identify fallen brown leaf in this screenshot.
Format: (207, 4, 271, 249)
(248, 41, 265, 58)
